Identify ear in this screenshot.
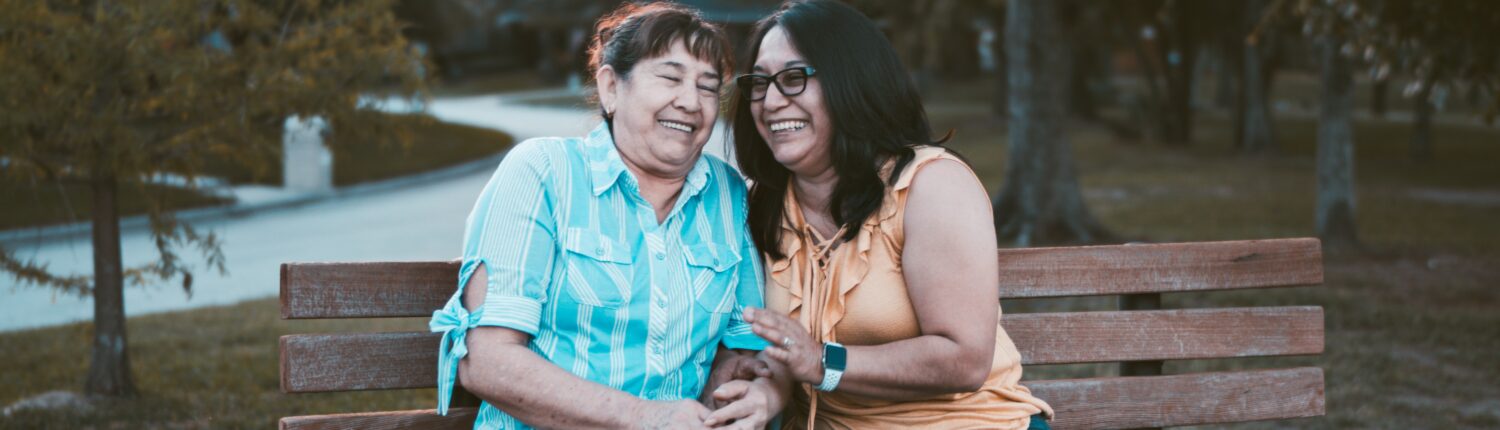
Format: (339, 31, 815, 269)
(596, 65, 619, 117)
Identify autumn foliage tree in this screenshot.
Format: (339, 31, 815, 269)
(0, 0, 426, 396)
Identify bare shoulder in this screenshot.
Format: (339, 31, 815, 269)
(904, 157, 990, 218)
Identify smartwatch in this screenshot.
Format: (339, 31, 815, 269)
(817, 341, 846, 392)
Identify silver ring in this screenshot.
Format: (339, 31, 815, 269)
(782, 336, 794, 347)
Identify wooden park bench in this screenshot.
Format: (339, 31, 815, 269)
(278, 237, 1326, 429)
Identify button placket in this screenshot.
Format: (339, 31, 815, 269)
(645, 230, 671, 374)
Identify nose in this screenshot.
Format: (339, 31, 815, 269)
(673, 84, 702, 113)
(761, 82, 790, 111)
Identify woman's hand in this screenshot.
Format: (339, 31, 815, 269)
(702, 351, 772, 408)
(744, 307, 823, 385)
(704, 379, 780, 429)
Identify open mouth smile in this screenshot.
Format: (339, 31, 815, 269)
(769, 120, 807, 133)
(659, 120, 696, 133)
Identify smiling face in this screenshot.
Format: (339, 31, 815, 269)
(750, 26, 835, 177)
(597, 38, 723, 179)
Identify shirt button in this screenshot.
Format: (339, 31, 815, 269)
(594, 246, 606, 257)
(654, 251, 665, 260)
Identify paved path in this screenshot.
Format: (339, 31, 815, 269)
(0, 90, 627, 332)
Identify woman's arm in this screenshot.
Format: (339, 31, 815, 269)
(751, 159, 999, 400)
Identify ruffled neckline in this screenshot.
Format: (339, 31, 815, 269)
(768, 147, 939, 343)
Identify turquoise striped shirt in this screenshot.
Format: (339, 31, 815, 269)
(429, 123, 768, 429)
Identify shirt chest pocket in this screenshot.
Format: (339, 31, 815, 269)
(559, 229, 635, 308)
(684, 243, 741, 314)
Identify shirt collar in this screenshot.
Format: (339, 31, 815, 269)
(585, 122, 713, 199)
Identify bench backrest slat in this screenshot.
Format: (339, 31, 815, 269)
(1029, 367, 1326, 429)
(280, 307, 1322, 393)
(280, 238, 1323, 319)
(995, 238, 1323, 298)
(281, 261, 460, 319)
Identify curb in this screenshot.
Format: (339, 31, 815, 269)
(0, 151, 507, 247)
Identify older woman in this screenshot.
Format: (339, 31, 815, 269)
(428, 3, 780, 429)
(722, 1, 1054, 429)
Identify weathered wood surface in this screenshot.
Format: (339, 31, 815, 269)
(1007, 307, 1324, 364)
(279, 307, 1322, 392)
(281, 261, 460, 319)
(277, 238, 1327, 428)
(996, 238, 1323, 298)
(277, 368, 1324, 430)
(1030, 367, 1326, 429)
(280, 239, 1323, 319)
(279, 407, 477, 430)
(279, 333, 477, 407)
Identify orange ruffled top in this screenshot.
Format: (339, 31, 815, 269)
(764, 147, 1053, 429)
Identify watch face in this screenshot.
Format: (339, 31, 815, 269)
(823, 343, 847, 371)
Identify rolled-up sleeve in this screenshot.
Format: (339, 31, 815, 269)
(430, 140, 559, 414)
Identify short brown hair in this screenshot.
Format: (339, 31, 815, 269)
(587, 2, 732, 80)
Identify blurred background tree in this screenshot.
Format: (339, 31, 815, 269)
(989, 0, 1111, 246)
(0, 0, 427, 397)
(1285, 0, 1500, 249)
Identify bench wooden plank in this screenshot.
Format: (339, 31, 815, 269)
(280, 307, 1322, 392)
(277, 368, 1323, 430)
(996, 238, 1323, 298)
(1007, 307, 1324, 364)
(281, 261, 460, 319)
(279, 407, 477, 430)
(280, 239, 1323, 319)
(278, 332, 477, 408)
(1030, 367, 1326, 429)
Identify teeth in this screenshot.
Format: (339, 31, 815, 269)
(769, 120, 807, 132)
(658, 120, 694, 133)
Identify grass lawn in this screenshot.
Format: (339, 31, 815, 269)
(1, 114, 513, 231)
(2, 78, 1498, 428)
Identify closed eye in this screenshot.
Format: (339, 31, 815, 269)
(659, 74, 682, 83)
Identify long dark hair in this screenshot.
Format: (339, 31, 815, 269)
(731, 0, 950, 260)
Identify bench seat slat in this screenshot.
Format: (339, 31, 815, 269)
(280, 239, 1323, 319)
(1031, 367, 1326, 429)
(996, 238, 1323, 298)
(277, 368, 1323, 430)
(280, 307, 1323, 393)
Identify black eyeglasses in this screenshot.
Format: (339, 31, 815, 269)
(735, 66, 817, 101)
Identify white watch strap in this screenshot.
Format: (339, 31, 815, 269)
(817, 367, 843, 392)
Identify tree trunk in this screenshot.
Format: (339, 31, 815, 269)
(1237, 0, 1275, 154)
(86, 167, 136, 397)
(993, 0, 1109, 247)
(1162, 0, 1197, 145)
(1410, 77, 1435, 161)
(1068, 44, 1100, 121)
(1371, 79, 1388, 118)
(1133, 39, 1167, 144)
(1214, 44, 1236, 110)
(1316, 36, 1359, 250)
(990, 4, 1008, 118)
